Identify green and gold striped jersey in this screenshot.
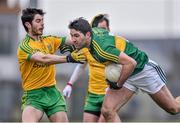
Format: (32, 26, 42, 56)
(82, 48, 108, 95)
(17, 34, 66, 91)
(90, 27, 149, 75)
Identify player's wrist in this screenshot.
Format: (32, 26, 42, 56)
(66, 54, 74, 62)
(67, 82, 73, 87)
(116, 82, 122, 89)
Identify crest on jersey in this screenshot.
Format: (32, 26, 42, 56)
(47, 44, 52, 51)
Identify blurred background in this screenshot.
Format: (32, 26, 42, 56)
(0, 0, 180, 122)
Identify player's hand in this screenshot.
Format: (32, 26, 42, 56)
(105, 87, 110, 93)
(63, 85, 72, 98)
(66, 50, 86, 64)
(59, 44, 76, 54)
(106, 79, 122, 90)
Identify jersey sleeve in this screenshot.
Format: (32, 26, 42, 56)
(92, 41, 120, 63)
(50, 36, 66, 51)
(17, 44, 33, 61)
(54, 37, 66, 50)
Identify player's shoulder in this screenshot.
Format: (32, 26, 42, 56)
(42, 35, 60, 39)
(18, 35, 31, 48)
(42, 35, 66, 43)
(18, 36, 33, 54)
(114, 35, 129, 42)
(92, 27, 109, 36)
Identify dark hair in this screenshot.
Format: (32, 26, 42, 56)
(68, 17, 92, 36)
(21, 8, 45, 32)
(91, 14, 109, 28)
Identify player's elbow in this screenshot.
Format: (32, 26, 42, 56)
(167, 110, 179, 115)
(130, 58, 137, 69)
(31, 52, 49, 64)
(166, 105, 179, 115)
(38, 55, 52, 64)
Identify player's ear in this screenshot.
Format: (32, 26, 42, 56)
(86, 32, 91, 38)
(25, 22, 31, 29)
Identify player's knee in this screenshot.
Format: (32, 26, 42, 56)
(101, 107, 114, 118)
(101, 107, 109, 117)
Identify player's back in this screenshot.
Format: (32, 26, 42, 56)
(91, 28, 149, 75)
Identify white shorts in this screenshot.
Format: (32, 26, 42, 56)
(123, 60, 167, 94)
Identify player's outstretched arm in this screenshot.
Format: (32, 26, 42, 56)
(63, 63, 87, 98)
(31, 50, 86, 64)
(31, 52, 67, 64)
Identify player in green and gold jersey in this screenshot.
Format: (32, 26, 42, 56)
(17, 8, 85, 122)
(63, 14, 120, 122)
(63, 15, 108, 121)
(67, 17, 180, 122)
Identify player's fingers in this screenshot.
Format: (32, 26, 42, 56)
(78, 56, 86, 61)
(63, 91, 66, 96)
(77, 51, 84, 56)
(67, 92, 71, 98)
(105, 87, 110, 93)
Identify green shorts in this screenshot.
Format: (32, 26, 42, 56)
(84, 92, 105, 116)
(22, 85, 67, 117)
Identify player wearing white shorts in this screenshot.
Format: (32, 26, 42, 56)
(67, 18, 180, 122)
(124, 60, 166, 94)
(63, 14, 120, 122)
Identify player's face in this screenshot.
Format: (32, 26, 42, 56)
(30, 14, 44, 35)
(98, 20, 110, 31)
(70, 29, 88, 49)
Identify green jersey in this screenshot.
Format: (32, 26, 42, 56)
(90, 27, 149, 75)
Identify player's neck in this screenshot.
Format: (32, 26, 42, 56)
(28, 33, 42, 41)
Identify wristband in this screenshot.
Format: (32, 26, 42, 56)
(67, 82, 73, 87)
(116, 83, 123, 89)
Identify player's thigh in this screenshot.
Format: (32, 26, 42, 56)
(45, 86, 67, 117)
(83, 112, 99, 122)
(49, 111, 68, 122)
(150, 85, 178, 111)
(102, 87, 134, 111)
(22, 105, 44, 122)
(84, 92, 104, 113)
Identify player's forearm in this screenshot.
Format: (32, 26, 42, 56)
(31, 52, 67, 64)
(42, 54, 67, 64)
(69, 63, 87, 85)
(117, 62, 136, 87)
(117, 53, 137, 87)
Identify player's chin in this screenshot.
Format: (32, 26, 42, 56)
(38, 31, 43, 35)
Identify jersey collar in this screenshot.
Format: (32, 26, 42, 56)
(26, 34, 42, 41)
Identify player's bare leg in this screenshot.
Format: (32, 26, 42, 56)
(49, 111, 68, 122)
(150, 86, 180, 114)
(22, 106, 44, 122)
(101, 87, 134, 122)
(98, 113, 119, 122)
(83, 112, 99, 122)
(98, 114, 105, 122)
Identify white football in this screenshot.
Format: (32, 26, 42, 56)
(105, 63, 122, 82)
